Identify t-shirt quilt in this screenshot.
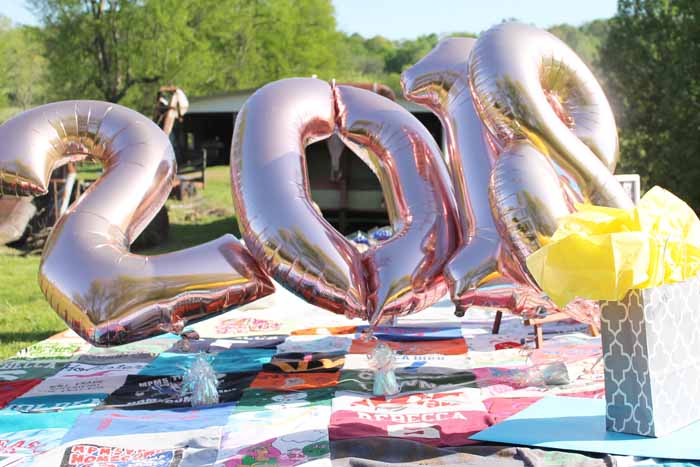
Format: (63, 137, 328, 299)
(0, 306, 609, 466)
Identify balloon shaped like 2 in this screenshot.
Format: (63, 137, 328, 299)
(0, 101, 274, 346)
(232, 79, 459, 325)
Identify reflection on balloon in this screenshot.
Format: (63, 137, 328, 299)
(0, 101, 274, 346)
(402, 26, 621, 327)
(469, 22, 632, 210)
(401, 37, 538, 314)
(231, 78, 459, 325)
(335, 84, 459, 325)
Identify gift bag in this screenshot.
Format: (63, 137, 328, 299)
(600, 278, 700, 437)
(527, 187, 700, 437)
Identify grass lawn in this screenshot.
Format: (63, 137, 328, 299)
(0, 165, 240, 359)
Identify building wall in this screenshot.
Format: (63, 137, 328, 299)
(181, 108, 444, 233)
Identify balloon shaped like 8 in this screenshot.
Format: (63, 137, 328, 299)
(0, 101, 274, 346)
(402, 25, 626, 326)
(470, 22, 632, 209)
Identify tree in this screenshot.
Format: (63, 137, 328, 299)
(549, 20, 609, 76)
(218, 0, 345, 87)
(600, 0, 700, 207)
(384, 34, 439, 74)
(29, 0, 347, 109)
(30, 0, 220, 109)
(0, 16, 47, 122)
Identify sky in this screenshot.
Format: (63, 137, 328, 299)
(1, 0, 618, 39)
(335, 0, 617, 39)
(0, 0, 35, 26)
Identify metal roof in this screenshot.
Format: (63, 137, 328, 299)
(188, 88, 431, 114)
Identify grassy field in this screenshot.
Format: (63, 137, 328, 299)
(0, 166, 240, 359)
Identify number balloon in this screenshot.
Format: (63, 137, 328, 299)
(470, 22, 632, 210)
(231, 78, 459, 325)
(470, 23, 632, 305)
(0, 101, 274, 346)
(402, 26, 625, 326)
(401, 36, 545, 315)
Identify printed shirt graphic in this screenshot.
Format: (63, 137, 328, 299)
(354, 326, 464, 341)
(218, 405, 331, 467)
(338, 370, 476, 394)
(0, 409, 88, 459)
(21, 362, 147, 398)
(235, 388, 334, 413)
(263, 353, 345, 373)
(138, 349, 274, 376)
(195, 317, 284, 337)
(276, 336, 353, 354)
(5, 394, 107, 413)
(250, 372, 339, 391)
(61, 405, 235, 443)
(54, 362, 148, 378)
(0, 360, 68, 382)
(330, 388, 491, 446)
(14, 341, 86, 360)
(61, 444, 183, 467)
(101, 372, 255, 410)
(0, 380, 41, 408)
(210, 336, 288, 351)
(348, 339, 467, 356)
(343, 354, 472, 374)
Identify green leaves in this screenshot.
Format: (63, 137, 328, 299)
(0, 18, 47, 115)
(601, 0, 700, 209)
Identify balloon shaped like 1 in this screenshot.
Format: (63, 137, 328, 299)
(401, 37, 545, 314)
(0, 101, 274, 346)
(231, 78, 459, 325)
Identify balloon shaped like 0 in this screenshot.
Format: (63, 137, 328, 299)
(0, 101, 274, 346)
(231, 78, 459, 325)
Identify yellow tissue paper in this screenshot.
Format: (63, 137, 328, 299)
(526, 186, 700, 307)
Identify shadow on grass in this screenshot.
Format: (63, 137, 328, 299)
(0, 330, 61, 343)
(138, 216, 241, 255)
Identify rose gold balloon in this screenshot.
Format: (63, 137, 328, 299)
(0, 101, 274, 346)
(335, 84, 459, 325)
(401, 37, 537, 314)
(402, 34, 606, 327)
(231, 78, 459, 324)
(469, 23, 630, 327)
(231, 78, 368, 319)
(470, 22, 632, 210)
